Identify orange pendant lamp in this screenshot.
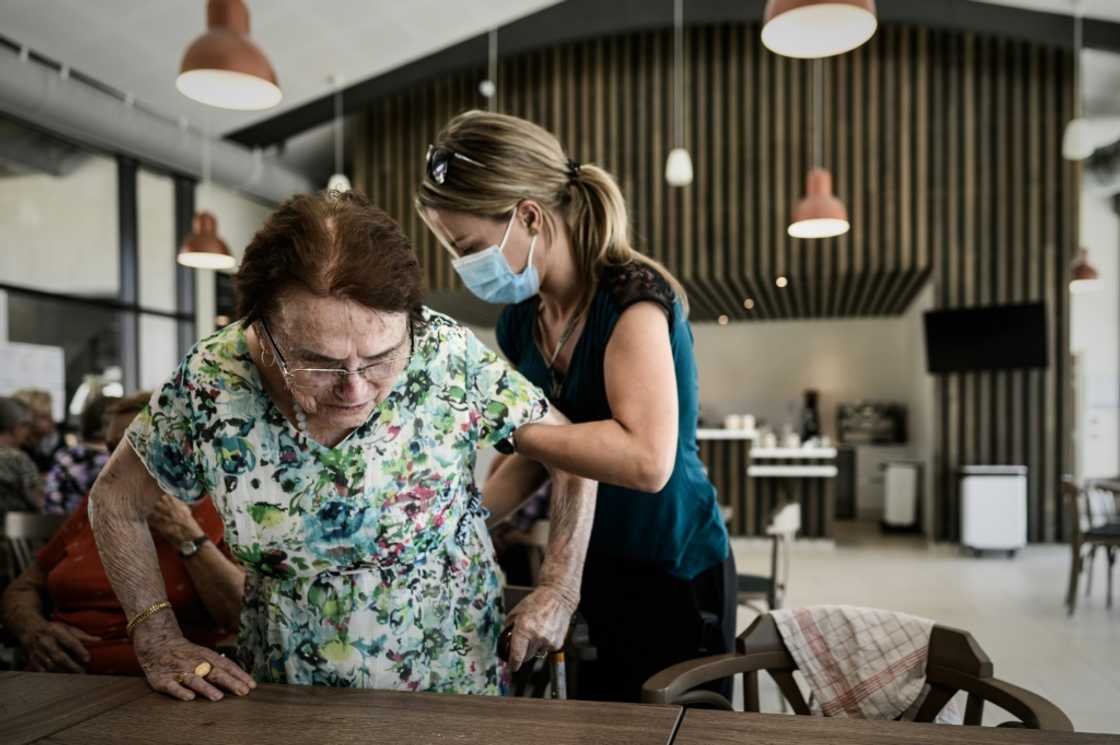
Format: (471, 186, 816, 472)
(1069, 248, 1100, 293)
(177, 0, 281, 111)
(762, 0, 877, 59)
(789, 60, 849, 239)
(178, 212, 235, 270)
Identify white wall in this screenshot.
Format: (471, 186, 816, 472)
(690, 289, 936, 521)
(1072, 185, 1120, 480)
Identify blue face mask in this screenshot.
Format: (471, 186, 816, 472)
(451, 211, 540, 305)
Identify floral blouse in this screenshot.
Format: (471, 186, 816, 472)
(44, 444, 109, 515)
(126, 308, 549, 694)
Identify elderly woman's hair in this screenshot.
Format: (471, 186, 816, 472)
(0, 396, 31, 435)
(105, 391, 153, 422)
(12, 389, 52, 418)
(236, 190, 424, 327)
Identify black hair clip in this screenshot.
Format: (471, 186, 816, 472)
(566, 158, 582, 182)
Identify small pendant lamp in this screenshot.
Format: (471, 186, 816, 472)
(789, 60, 849, 239)
(179, 129, 236, 270)
(1069, 248, 1100, 293)
(665, 0, 694, 187)
(326, 75, 351, 193)
(762, 0, 877, 59)
(177, 0, 282, 111)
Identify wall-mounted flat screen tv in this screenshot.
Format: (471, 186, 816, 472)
(923, 302, 1048, 373)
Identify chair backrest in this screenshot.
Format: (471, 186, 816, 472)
(1084, 480, 1119, 526)
(3, 511, 64, 576)
(642, 611, 1073, 731)
(1063, 478, 1085, 543)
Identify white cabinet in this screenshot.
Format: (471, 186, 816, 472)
(960, 466, 1028, 554)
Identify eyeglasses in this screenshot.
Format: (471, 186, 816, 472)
(260, 320, 412, 392)
(426, 144, 485, 185)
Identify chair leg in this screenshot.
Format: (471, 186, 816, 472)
(1085, 546, 1097, 597)
(1066, 542, 1081, 616)
(1107, 547, 1116, 610)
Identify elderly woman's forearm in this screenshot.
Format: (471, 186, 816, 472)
(534, 470, 596, 607)
(89, 447, 182, 640)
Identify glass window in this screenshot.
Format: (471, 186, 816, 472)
(139, 314, 179, 391)
(0, 118, 119, 297)
(138, 169, 177, 312)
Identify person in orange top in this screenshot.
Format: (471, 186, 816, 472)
(1, 392, 245, 675)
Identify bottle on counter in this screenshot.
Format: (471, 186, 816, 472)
(800, 389, 821, 443)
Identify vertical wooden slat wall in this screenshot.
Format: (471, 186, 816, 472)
(355, 24, 1077, 542)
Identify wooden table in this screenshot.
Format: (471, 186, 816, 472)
(4, 673, 682, 745)
(0, 672, 150, 745)
(672, 709, 1120, 745)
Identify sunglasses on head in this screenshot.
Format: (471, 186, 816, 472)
(425, 144, 486, 185)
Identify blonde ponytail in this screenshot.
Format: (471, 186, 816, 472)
(416, 110, 688, 314)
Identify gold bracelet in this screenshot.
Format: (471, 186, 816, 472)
(126, 600, 172, 636)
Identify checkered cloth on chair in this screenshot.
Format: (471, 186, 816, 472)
(772, 605, 952, 721)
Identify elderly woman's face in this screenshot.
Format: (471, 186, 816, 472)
(264, 288, 411, 429)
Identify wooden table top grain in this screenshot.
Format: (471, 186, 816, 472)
(0, 672, 150, 745)
(673, 709, 1120, 745)
(28, 675, 683, 745)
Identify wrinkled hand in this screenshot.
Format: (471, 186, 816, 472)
(134, 626, 255, 701)
(21, 620, 99, 673)
(504, 585, 578, 671)
(147, 493, 203, 546)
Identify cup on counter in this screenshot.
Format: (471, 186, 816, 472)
(761, 431, 778, 449)
(742, 415, 756, 431)
(724, 414, 743, 430)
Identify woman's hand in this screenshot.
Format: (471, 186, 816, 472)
(147, 493, 204, 546)
(504, 584, 578, 671)
(20, 619, 99, 673)
(133, 622, 256, 701)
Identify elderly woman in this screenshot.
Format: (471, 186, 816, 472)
(89, 191, 595, 702)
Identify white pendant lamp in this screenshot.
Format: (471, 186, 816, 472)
(326, 75, 350, 193)
(762, 0, 877, 59)
(1063, 2, 1090, 161)
(177, 0, 282, 111)
(479, 29, 499, 108)
(665, 0, 694, 187)
(179, 128, 236, 270)
(789, 60, 849, 239)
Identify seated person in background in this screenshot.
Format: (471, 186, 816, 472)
(0, 392, 245, 675)
(12, 389, 62, 475)
(44, 394, 112, 515)
(0, 396, 42, 516)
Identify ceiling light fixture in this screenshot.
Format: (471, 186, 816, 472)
(1070, 248, 1100, 293)
(789, 59, 850, 239)
(665, 0, 694, 187)
(177, 0, 282, 111)
(179, 127, 235, 270)
(762, 0, 877, 59)
(326, 74, 351, 193)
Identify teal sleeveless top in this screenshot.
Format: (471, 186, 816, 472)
(497, 263, 728, 580)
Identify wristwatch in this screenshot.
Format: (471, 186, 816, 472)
(178, 535, 210, 559)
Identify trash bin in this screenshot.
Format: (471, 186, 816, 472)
(959, 465, 1027, 557)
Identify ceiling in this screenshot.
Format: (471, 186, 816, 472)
(1, 0, 1116, 183)
(0, 0, 558, 139)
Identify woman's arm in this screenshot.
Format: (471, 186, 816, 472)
(89, 443, 254, 700)
(146, 494, 245, 631)
(1, 562, 99, 672)
(513, 302, 679, 492)
(482, 453, 548, 528)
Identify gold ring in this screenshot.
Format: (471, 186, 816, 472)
(194, 661, 213, 678)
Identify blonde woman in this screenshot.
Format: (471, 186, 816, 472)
(417, 111, 734, 702)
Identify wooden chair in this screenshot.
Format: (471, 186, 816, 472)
(3, 512, 64, 577)
(1064, 478, 1120, 615)
(642, 612, 1073, 731)
(736, 502, 800, 612)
